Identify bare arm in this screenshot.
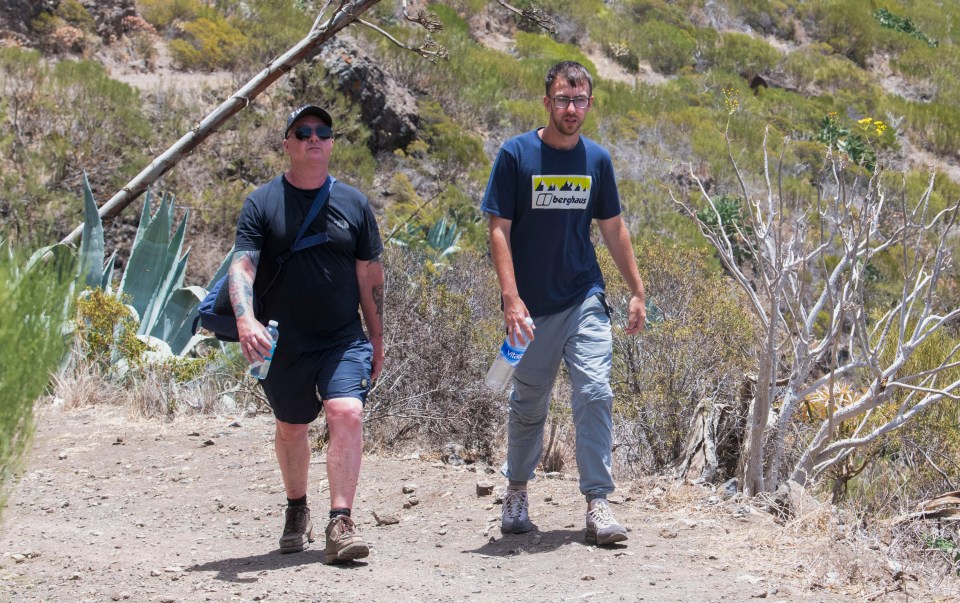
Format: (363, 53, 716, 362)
(356, 256, 385, 381)
(228, 250, 271, 362)
(596, 215, 646, 335)
(489, 214, 535, 344)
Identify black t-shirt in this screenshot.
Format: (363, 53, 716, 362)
(234, 175, 383, 352)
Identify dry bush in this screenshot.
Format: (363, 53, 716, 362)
(53, 345, 257, 420)
(63, 289, 258, 420)
(601, 240, 757, 478)
(886, 519, 960, 591)
(365, 247, 504, 460)
(51, 356, 127, 410)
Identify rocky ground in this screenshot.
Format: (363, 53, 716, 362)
(2, 405, 955, 602)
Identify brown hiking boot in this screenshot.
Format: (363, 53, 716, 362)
(279, 505, 313, 553)
(323, 515, 369, 564)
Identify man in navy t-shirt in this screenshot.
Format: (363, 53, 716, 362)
(482, 62, 646, 546)
(230, 105, 384, 563)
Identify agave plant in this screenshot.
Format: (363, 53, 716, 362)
(78, 174, 208, 357)
(425, 217, 461, 259)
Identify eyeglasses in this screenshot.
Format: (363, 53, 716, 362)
(551, 95, 590, 110)
(290, 125, 333, 140)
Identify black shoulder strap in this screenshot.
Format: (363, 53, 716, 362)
(274, 175, 336, 266)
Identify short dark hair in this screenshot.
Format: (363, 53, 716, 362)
(544, 61, 593, 97)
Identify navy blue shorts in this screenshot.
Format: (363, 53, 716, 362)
(260, 338, 373, 424)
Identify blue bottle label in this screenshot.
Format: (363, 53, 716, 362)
(500, 340, 525, 366)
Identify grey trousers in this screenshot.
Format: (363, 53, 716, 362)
(500, 294, 615, 499)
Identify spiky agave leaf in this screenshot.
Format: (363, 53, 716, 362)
(77, 173, 105, 289)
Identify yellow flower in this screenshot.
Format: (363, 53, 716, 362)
(858, 117, 873, 125)
(722, 88, 740, 115)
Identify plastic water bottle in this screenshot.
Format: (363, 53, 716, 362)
(250, 320, 279, 380)
(485, 317, 534, 391)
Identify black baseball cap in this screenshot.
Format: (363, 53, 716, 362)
(284, 105, 333, 138)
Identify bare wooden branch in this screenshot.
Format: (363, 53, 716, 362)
(358, 18, 449, 62)
(495, 0, 557, 33)
(401, 0, 443, 30)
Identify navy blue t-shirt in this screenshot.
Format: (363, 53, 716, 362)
(234, 175, 383, 352)
(481, 130, 621, 316)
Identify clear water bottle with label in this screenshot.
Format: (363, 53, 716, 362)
(485, 317, 534, 391)
(250, 320, 279, 380)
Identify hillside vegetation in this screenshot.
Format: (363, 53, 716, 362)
(1, 0, 959, 583)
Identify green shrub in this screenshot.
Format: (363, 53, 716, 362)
(519, 0, 608, 31)
(782, 46, 824, 92)
(894, 98, 960, 157)
(635, 21, 696, 75)
(513, 31, 596, 75)
(736, 0, 796, 39)
(0, 48, 152, 246)
(233, 0, 314, 67)
(169, 17, 247, 70)
(695, 195, 754, 263)
(704, 32, 782, 76)
(75, 289, 146, 369)
(0, 244, 75, 515)
(805, 0, 880, 67)
(620, 0, 691, 27)
(137, 0, 209, 29)
(419, 100, 486, 178)
(56, 0, 95, 32)
(809, 52, 876, 97)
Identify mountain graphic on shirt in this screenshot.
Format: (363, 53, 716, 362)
(531, 175, 592, 209)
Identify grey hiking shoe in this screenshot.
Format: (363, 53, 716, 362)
(585, 499, 628, 545)
(500, 488, 534, 534)
(279, 505, 314, 553)
(324, 515, 369, 564)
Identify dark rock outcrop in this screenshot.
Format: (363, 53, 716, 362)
(0, 0, 56, 43)
(317, 38, 419, 153)
(79, 0, 137, 44)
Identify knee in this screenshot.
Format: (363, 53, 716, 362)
(325, 398, 364, 431)
(275, 420, 309, 443)
(578, 382, 613, 406)
(510, 399, 550, 425)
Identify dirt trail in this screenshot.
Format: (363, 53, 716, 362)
(0, 406, 924, 602)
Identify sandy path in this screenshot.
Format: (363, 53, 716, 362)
(0, 406, 901, 602)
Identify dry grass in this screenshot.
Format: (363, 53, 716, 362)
(51, 358, 127, 410)
(619, 473, 960, 600)
(51, 345, 263, 421)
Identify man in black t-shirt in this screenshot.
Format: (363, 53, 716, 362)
(229, 105, 384, 564)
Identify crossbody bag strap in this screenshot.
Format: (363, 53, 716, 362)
(274, 175, 336, 265)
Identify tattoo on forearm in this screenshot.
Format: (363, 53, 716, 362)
(232, 250, 260, 269)
(372, 283, 384, 319)
(229, 251, 260, 318)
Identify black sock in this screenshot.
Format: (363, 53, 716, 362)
(329, 508, 351, 519)
(287, 495, 307, 507)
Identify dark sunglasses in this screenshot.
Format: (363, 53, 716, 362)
(290, 125, 333, 140)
